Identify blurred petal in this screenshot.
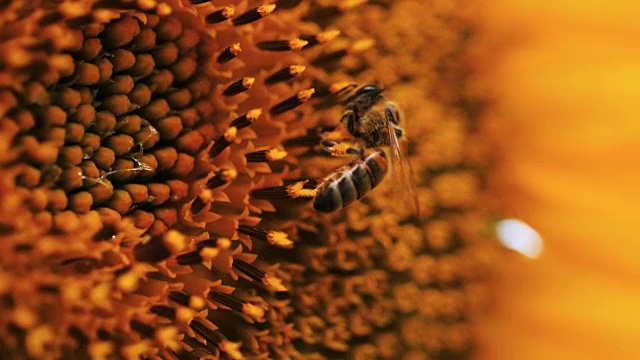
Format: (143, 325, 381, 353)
(480, 0, 640, 358)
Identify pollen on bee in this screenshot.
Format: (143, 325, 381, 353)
(269, 88, 315, 115)
(232, 4, 276, 26)
(204, 6, 235, 24)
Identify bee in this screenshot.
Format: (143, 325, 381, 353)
(312, 84, 419, 214)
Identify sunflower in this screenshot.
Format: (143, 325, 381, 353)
(0, 0, 499, 359)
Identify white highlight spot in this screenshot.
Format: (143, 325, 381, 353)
(496, 219, 543, 259)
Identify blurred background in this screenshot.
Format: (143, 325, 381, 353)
(477, 0, 640, 358)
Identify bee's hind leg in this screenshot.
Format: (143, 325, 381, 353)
(320, 139, 362, 156)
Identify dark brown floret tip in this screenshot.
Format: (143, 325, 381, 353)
(217, 43, 242, 63)
(222, 77, 255, 97)
(238, 224, 293, 248)
(232, 4, 276, 26)
(205, 6, 235, 24)
(245, 148, 287, 162)
(270, 88, 315, 115)
(257, 38, 309, 52)
(265, 65, 306, 85)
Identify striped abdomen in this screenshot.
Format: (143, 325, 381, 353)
(313, 149, 388, 212)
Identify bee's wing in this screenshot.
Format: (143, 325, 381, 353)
(386, 116, 421, 217)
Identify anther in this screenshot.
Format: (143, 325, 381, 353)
(257, 38, 308, 52)
(230, 108, 261, 129)
(232, 258, 268, 284)
(222, 77, 255, 97)
(190, 321, 221, 347)
(168, 291, 193, 307)
(269, 88, 315, 115)
(245, 148, 287, 162)
(206, 168, 238, 189)
(264, 65, 306, 85)
(130, 320, 155, 338)
(176, 250, 202, 266)
(208, 292, 266, 322)
(205, 6, 235, 24)
(217, 43, 241, 64)
(151, 305, 176, 320)
(232, 4, 276, 26)
(301, 29, 340, 48)
(209, 109, 261, 158)
(237, 225, 293, 248)
(251, 181, 316, 200)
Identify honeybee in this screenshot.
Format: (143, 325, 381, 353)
(312, 83, 420, 214)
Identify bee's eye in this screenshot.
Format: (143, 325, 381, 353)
(394, 128, 403, 138)
(357, 85, 379, 96)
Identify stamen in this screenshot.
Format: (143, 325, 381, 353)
(251, 181, 316, 200)
(130, 320, 155, 338)
(175, 250, 202, 265)
(206, 168, 238, 189)
(237, 224, 293, 248)
(257, 38, 308, 52)
(229, 108, 261, 129)
(208, 291, 244, 312)
(232, 258, 268, 284)
(190, 321, 220, 348)
(151, 305, 176, 319)
(205, 6, 235, 24)
(264, 65, 306, 85)
(311, 49, 348, 66)
(301, 29, 340, 48)
(217, 43, 241, 64)
(208, 292, 265, 322)
(269, 88, 315, 115)
(168, 291, 191, 307)
(245, 148, 287, 162)
(133, 230, 187, 263)
(195, 239, 218, 249)
(208, 128, 235, 158)
(232, 4, 276, 26)
(222, 77, 255, 97)
(209, 109, 260, 158)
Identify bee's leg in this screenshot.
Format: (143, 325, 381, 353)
(320, 139, 362, 156)
(385, 101, 403, 138)
(385, 101, 400, 125)
(341, 109, 360, 137)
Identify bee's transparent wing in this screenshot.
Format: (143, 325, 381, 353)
(386, 110, 421, 217)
